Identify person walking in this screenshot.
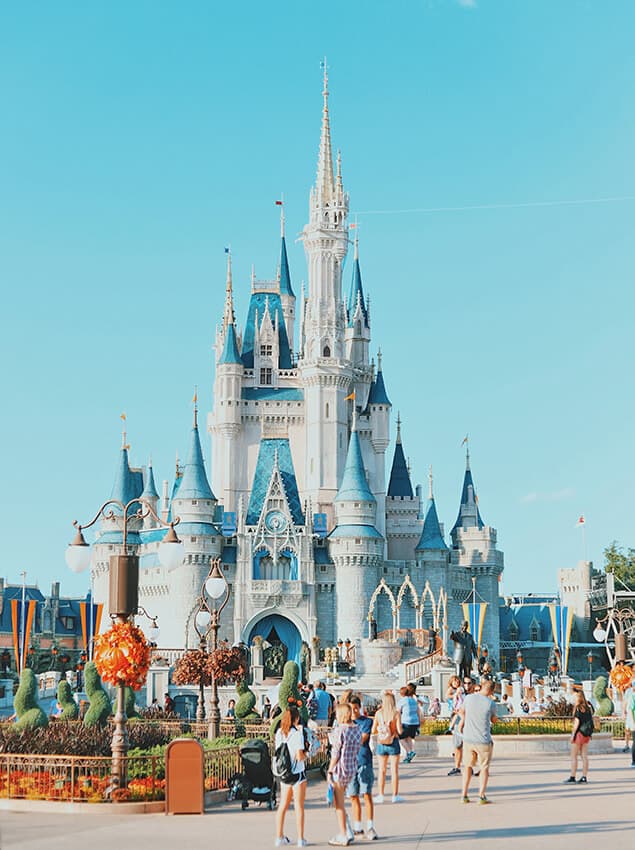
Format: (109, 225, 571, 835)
(564, 690, 594, 784)
(308, 680, 331, 729)
(621, 678, 635, 762)
(274, 704, 309, 847)
(347, 696, 378, 840)
(327, 702, 363, 846)
(398, 685, 419, 763)
(371, 690, 404, 804)
(458, 678, 497, 804)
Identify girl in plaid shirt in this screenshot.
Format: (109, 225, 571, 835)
(327, 702, 362, 846)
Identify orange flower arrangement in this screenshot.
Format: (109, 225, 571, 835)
(93, 621, 151, 690)
(609, 662, 632, 693)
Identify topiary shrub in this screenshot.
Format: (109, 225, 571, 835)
(270, 660, 308, 737)
(83, 662, 112, 727)
(14, 668, 48, 730)
(57, 679, 78, 720)
(235, 679, 259, 723)
(593, 675, 614, 716)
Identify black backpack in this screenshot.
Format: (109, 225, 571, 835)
(272, 740, 299, 784)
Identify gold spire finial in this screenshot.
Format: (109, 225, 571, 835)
(429, 464, 434, 499)
(192, 387, 198, 428)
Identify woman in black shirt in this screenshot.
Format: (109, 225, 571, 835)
(564, 691, 594, 784)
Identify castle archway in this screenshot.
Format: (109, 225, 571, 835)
(244, 611, 305, 678)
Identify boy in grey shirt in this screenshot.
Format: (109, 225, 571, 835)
(458, 678, 497, 804)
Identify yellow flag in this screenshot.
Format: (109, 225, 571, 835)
(192, 392, 198, 404)
(120, 412, 126, 421)
(344, 390, 356, 401)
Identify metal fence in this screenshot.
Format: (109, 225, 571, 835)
(0, 753, 164, 803)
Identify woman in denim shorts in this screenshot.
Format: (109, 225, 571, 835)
(371, 690, 404, 803)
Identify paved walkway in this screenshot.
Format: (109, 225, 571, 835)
(2, 752, 635, 850)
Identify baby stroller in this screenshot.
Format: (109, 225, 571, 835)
(227, 738, 277, 810)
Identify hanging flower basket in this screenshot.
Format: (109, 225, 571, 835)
(93, 622, 151, 690)
(609, 663, 632, 693)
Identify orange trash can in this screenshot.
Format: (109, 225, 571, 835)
(165, 738, 204, 815)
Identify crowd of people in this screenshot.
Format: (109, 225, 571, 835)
(270, 668, 634, 847)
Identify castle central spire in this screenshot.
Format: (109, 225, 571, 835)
(316, 57, 335, 202)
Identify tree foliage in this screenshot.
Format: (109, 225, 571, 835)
(172, 646, 247, 688)
(603, 541, 635, 589)
(83, 662, 113, 727)
(57, 679, 79, 720)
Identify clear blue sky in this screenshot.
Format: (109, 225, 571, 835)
(1, 0, 633, 598)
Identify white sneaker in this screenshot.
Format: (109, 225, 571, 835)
(275, 839, 291, 847)
(372, 794, 384, 804)
(392, 794, 405, 803)
(365, 828, 379, 841)
(297, 841, 309, 848)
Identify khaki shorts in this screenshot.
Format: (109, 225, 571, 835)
(464, 742, 493, 769)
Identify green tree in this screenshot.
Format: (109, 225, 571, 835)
(604, 542, 635, 588)
(270, 661, 308, 737)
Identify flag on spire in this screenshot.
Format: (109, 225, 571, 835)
(461, 435, 468, 446)
(120, 413, 126, 421)
(224, 246, 230, 254)
(275, 200, 283, 206)
(576, 515, 585, 527)
(344, 390, 356, 401)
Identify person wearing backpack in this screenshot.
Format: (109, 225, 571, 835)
(371, 690, 404, 804)
(274, 703, 309, 847)
(563, 690, 594, 785)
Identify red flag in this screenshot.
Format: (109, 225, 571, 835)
(576, 515, 585, 527)
(275, 200, 283, 205)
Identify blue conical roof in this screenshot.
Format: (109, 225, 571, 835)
(387, 432, 413, 498)
(416, 498, 448, 551)
(141, 463, 159, 500)
(219, 322, 242, 365)
(451, 460, 484, 532)
(177, 424, 215, 500)
(335, 429, 375, 504)
(279, 236, 294, 297)
(346, 258, 368, 327)
(368, 367, 391, 406)
(111, 448, 143, 508)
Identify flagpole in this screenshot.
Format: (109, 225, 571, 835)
(19, 571, 27, 674)
(472, 577, 477, 654)
(582, 521, 588, 562)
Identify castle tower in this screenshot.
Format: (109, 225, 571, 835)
(141, 459, 160, 529)
(299, 64, 353, 517)
(385, 414, 422, 559)
(450, 447, 504, 661)
(329, 413, 383, 664)
(367, 351, 391, 539)
(211, 252, 245, 511)
(344, 234, 372, 405)
(415, 468, 450, 628)
(277, 204, 296, 349)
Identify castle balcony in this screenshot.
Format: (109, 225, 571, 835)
(249, 579, 309, 610)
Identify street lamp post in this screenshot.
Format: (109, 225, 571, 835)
(587, 651, 593, 681)
(66, 497, 183, 787)
(193, 559, 230, 740)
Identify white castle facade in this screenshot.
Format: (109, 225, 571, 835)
(90, 71, 505, 676)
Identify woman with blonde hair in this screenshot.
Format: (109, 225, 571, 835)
(274, 704, 308, 847)
(327, 702, 362, 846)
(564, 690, 594, 784)
(371, 690, 403, 803)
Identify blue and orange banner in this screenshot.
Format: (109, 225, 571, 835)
(549, 603, 575, 673)
(79, 600, 103, 653)
(10, 598, 37, 674)
(462, 601, 488, 655)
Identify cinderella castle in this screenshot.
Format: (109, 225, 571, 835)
(90, 70, 505, 676)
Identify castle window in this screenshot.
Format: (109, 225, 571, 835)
(325, 402, 329, 418)
(61, 617, 75, 630)
(355, 538, 361, 545)
(529, 624, 540, 642)
(260, 367, 273, 385)
(320, 565, 327, 572)
(191, 537, 197, 543)
(323, 345, 331, 357)
(192, 500, 198, 505)
(260, 344, 272, 356)
(509, 623, 519, 641)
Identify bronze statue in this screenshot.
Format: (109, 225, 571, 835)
(450, 620, 477, 679)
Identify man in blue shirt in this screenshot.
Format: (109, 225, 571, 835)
(308, 680, 331, 727)
(346, 696, 377, 841)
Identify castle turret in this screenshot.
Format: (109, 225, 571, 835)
(141, 459, 160, 528)
(173, 404, 216, 524)
(367, 351, 391, 538)
(385, 414, 422, 559)
(329, 414, 383, 662)
(344, 235, 372, 403)
(450, 446, 504, 661)
(277, 204, 296, 349)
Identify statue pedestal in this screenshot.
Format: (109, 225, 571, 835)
(358, 639, 402, 677)
(431, 657, 456, 706)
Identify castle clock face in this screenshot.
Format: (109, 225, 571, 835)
(265, 510, 288, 534)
